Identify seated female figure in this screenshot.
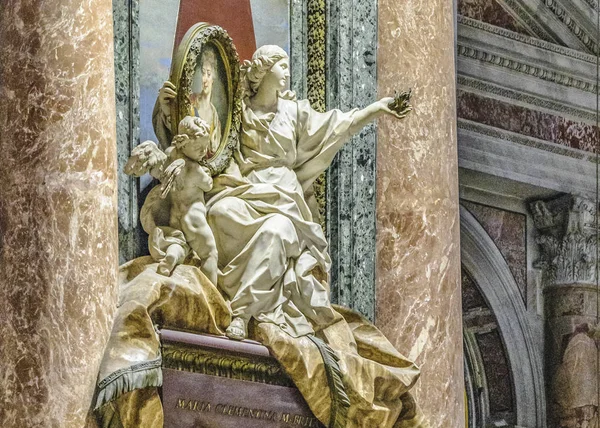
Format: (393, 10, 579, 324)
(201, 45, 409, 340)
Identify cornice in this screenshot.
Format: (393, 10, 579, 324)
(458, 120, 599, 200)
(458, 119, 590, 161)
(497, 0, 558, 42)
(457, 43, 598, 94)
(457, 33, 598, 94)
(458, 15, 596, 63)
(457, 75, 598, 123)
(542, 0, 598, 54)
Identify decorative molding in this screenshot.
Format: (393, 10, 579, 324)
(457, 43, 598, 94)
(530, 195, 598, 286)
(461, 207, 547, 428)
(542, 0, 598, 54)
(307, 0, 328, 228)
(290, 0, 308, 99)
(162, 343, 295, 388)
(458, 120, 599, 200)
(464, 331, 489, 428)
(458, 16, 596, 63)
(114, 0, 144, 263)
(457, 76, 598, 124)
(307, 0, 326, 113)
(458, 119, 589, 161)
(496, 0, 558, 42)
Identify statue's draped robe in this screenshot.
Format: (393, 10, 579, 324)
(206, 97, 360, 337)
(93, 97, 428, 428)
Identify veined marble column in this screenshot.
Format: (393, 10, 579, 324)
(0, 1, 118, 426)
(531, 195, 599, 427)
(376, 1, 464, 425)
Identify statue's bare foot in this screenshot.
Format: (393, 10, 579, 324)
(226, 317, 247, 341)
(157, 254, 177, 276)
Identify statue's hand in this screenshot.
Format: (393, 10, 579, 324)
(158, 81, 177, 117)
(381, 89, 413, 120)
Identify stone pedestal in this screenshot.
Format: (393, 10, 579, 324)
(531, 195, 599, 427)
(160, 329, 323, 428)
(0, 1, 118, 426)
(376, 1, 464, 426)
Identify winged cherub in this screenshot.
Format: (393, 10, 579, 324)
(125, 116, 218, 284)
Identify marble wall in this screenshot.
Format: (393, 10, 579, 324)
(376, 1, 464, 426)
(457, 0, 531, 36)
(457, 91, 600, 153)
(0, 1, 118, 426)
(113, 0, 144, 263)
(461, 201, 527, 302)
(326, 0, 379, 321)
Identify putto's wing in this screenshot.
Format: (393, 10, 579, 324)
(124, 140, 167, 178)
(160, 158, 185, 198)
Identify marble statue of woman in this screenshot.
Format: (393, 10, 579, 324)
(193, 45, 410, 340)
(94, 43, 423, 428)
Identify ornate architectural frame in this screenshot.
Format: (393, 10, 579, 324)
(460, 207, 546, 428)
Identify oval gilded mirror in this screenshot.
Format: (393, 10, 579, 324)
(169, 23, 241, 175)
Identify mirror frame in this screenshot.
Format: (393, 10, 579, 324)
(169, 22, 241, 175)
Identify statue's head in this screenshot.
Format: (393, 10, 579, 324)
(174, 116, 211, 161)
(241, 45, 289, 97)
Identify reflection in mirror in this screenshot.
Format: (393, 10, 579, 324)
(189, 46, 226, 157)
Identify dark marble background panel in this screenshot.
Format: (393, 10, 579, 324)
(326, 0, 378, 321)
(461, 200, 527, 303)
(113, 0, 145, 263)
(457, 0, 530, 36)
(457, 91, 600, 153)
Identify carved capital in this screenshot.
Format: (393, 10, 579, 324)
(530, 195, 598, 285)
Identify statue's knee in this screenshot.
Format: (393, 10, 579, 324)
(262, 216, 295, 242)
(208, 197, 240, 224)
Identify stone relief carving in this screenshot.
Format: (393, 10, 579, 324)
(531, 195, 598, 286)
(93, 23, 427, 428)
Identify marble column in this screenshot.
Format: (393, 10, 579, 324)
(531, 195, 599, 427)
(0, 1, 118, 426)
(376, 1, 465, 426)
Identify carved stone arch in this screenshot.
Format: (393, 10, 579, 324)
(460, 206, 546, 428)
